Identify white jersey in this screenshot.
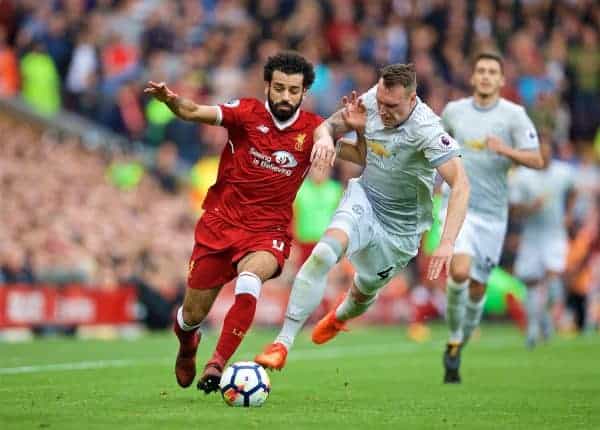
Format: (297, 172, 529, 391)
(509, 160, 575, 240)
(441, 97, 540, 222)
(358, 86, 460, 237)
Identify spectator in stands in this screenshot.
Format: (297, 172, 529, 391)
(2, 0, 600, 330)
(19, 41, 61, 115)
(0, 27, 19, 97)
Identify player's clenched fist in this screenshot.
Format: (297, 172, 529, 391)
(144, 81, 178, 103)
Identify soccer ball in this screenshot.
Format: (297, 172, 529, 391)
(219, 361, 271, 407)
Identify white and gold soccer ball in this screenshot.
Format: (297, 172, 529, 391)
(219, 361, 271, 407)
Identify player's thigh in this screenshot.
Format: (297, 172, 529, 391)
(450, 254, 472, 282)
(188, 244, 237, 290)
(350, 233, 418, 296)
(514, 239, 545, 282)
(237, 250, 279, 282)
(233, 231, 292, 281)
(541, 235, 568, 274)
(328, 179, 375, 257)
(468, 214, 507, 284)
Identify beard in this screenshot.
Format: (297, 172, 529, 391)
(267, 91, 302, 122)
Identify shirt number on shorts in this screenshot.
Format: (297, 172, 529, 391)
(377, 266, 393, 280)
(272, 240, 285, 252)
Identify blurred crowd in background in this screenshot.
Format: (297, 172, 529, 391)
(1, 0, 599, 330)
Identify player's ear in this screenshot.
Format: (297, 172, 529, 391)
(408, 88, 416, 104)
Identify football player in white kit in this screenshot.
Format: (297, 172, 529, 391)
(509, 137, 576, 348)
(255, 63, 471, 370)
(440, 52, 544, 383)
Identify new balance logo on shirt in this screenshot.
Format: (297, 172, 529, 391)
(257, 125, 269, 134)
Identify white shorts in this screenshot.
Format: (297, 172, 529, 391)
(443, 208, 508, 283)
(514, 233, 567, 281)
(328, 179, 420, 295)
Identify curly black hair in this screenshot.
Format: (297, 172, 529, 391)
(263, 51, 315, 89)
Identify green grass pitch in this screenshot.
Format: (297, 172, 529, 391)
(1, 324, 599, 429)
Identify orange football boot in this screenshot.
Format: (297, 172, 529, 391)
(255, 342, 288, 370)
(311, 309, 348, 344)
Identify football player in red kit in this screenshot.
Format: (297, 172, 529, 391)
(144, 52, 335, 393)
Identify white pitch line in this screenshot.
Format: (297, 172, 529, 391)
(0, 359, 142, 375)
(0, 335, 594, 375)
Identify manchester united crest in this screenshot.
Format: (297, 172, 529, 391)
(294, 133, 306, 151)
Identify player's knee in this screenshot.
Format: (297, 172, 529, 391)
(469, 283, 486, 302)
(353, 274, 383, 300)
(308, 238, 342, 269)
(450, 259, 471, 283)
(350, 285, 377, 304)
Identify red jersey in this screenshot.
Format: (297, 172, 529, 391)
(202, 98, 323, 232)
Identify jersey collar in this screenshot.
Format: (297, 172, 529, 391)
(471, 96, 500, 112)
(265, 101, 301, 130)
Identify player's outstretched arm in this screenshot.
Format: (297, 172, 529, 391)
(314, 90, 367, 166)
(335, 132, 367, 166)
(428, 157, 470, 280)
(486, 136, 544, 169)
(144, 81, 219, 124)
(311, 110, 350, 168)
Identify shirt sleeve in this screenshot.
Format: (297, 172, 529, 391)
(511, 107, 540, 150)
(421, 124, 461, 168)
(215, 98, 255, 129)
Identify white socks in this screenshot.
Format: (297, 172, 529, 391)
(446, 278, 468, 343)
(463, 295, 486, 342)
(526, 286, 543, 341)
(335, 289, 377, 321)
(177, 306, 202, 332)
(235, 271, 262, 299)
(275, 240, 341, 350)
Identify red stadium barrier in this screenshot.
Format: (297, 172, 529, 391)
(0, 285, 137, 328)
(0, 282, 443, 329)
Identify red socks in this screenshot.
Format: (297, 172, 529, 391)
(213, 293, 257, 366)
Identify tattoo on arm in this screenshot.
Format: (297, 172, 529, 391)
(325, 110, 349, 139)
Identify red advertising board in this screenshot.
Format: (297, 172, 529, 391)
(0, 285, 137, 327)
